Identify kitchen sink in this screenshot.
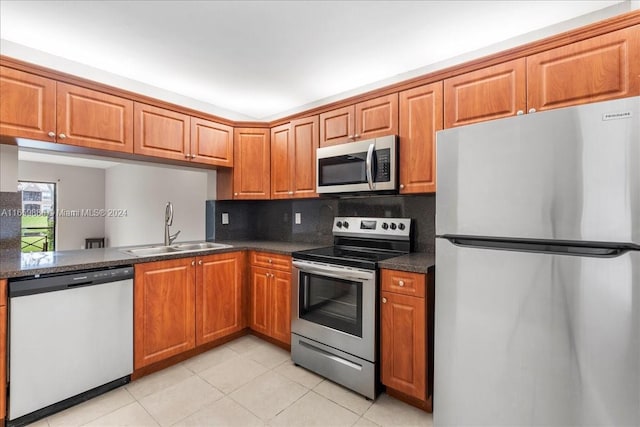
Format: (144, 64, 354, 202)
(123, 242, 233, 257)
(170, 242, 232, 251)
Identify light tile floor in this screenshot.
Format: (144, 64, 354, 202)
(28, 335, 433, 427)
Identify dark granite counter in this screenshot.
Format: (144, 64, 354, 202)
(0, 240, 327, 279)
(0, 239, 433, 279)
(378, 252, 435, 274)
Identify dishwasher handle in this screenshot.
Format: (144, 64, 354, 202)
(9, 266, 133, 297)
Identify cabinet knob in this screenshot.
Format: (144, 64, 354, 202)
(185, 154, 191, 159)
(191, 260, 195, 266)
(191, 154, 196, 159)
(48, 131, 56, 138)
(382, 297, 387, 304)
(234, 192, 238, 196)
(353, 134, 360, 140)
(268, 258, 272, 263)
(198, 259, 203, 265)
(516, 110, 524, 116)
(398, 280, 405, 287)
(288, 191, 294, 195)
(58, 133, 66, 139)
(528, 108, 537, 114)
(399, 184, 405, 190)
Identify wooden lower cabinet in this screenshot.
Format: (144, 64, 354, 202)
(249, 252, 291, 346)
(196, 252, 245, 345)
(380, 269, 432, 410)
(134, 258, 196, 369)
(134, 251, 245, 369)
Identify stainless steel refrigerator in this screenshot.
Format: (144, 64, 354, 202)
(434, 96, 639, 426)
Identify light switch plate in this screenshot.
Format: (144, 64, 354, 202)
(222, 213, 229, 225)
(295, 212, 301, 224)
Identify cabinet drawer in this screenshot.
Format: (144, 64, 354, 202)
(251, 251, 291, 271)
(381, 269, 425, 298)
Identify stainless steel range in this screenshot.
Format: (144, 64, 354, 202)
(291, 216, 411, 399)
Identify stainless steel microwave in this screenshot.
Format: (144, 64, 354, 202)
(316, 135, 397, 194)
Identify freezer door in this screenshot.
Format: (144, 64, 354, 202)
(436, 97, 640, 245)
(434, 238, 639, 426)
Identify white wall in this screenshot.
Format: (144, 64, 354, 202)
(105, 163, 208, 247)
(19, 160, 106, 250)
(1, 145, 19, 192)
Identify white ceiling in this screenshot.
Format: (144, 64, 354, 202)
(0, 1, 633, 121)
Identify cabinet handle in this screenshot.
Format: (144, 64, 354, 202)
(191, 154, 196, 159)
(191, 260, 195, 266)
(185, 154, 191, 159)
(353, 134, 360, 139)
(268, 258, 272, 263)
(48, 131, 56, 138)
(516, 110, 524, 116)
(398, 280, 405, 287)
(198, 259, 203, 265)
(58, 133, 66, 139)
(528, 108, 537, 114)
(288, 191, 294, 195)
(234, 192, 238, 196)
(399, 184, 405, 190)
(382, 297, 387, 304)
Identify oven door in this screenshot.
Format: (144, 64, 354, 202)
(291, 259, 377, 362)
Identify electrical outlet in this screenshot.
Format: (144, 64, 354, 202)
(222, 213, 229, 225)
(295, 212, 302, 224)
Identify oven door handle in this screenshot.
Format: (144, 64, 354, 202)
(292, 260, 374, 281)
(365, 142, 375, 190)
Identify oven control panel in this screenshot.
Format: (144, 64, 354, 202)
(333, 217, 411, 239)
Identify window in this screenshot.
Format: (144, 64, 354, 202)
(18, 181, 56, 252)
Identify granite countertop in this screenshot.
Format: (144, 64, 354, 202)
(0, 240, 434, 279)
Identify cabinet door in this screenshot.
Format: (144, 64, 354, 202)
(196, 252, 244, 345)
(233, 128, 271, 199)
(444, 58, 526, 128)
(527, 25, 640, 112)
(291, 116, 319, 198)
(134, 258, 196, 369)
(319, 105, 355, 147)
(271, 270, 291, 345)
(57, 83, 133, 153)
(270, 123, 292, 199)
(399, 82, 443, 194)
(381, 290, 426, 400)
(134, 103, 190, 160)
(355, 93, 399, 140)
(0, 66, 56, 141)
(250, 266, 271, 336)
(191, 117, 233, 167)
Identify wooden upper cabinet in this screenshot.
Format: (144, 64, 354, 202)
(0, 66, 56, 141)
(444, 58, 526, 128)
(270, 123, 292, 199)
(190, 118, 233, 167)
(134, 258, 196, 369)
(56, 83, 133, 153)
(319, 105, 354, 147)
(290, 116, 319, 198)
(355, 93, 398, 140)
(195, 252, 244, 346)
(399, 82, 443, 194)
(233, 128, 270, 199)
(320, 94, 399, 147)
(134, 102, 190, 160)
(527, 25, 640, 112)
(271, 116, 319, 199)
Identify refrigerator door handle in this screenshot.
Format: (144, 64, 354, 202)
(441, 235, 637, 258)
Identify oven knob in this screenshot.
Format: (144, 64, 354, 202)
(398, 223, 406, 231)
(382, 223, 389, 230)
(390, 223, 397, 230)
(343, 222, 349, 229)
(336, 221, 343, 228)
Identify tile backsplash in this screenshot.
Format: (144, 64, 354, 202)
(208, 194, 435, 253)
(0, 191, 22, 257)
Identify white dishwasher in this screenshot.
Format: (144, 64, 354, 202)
(8, 266, 134, 427)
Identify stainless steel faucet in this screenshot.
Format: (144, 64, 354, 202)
(164, 202, 181, 246)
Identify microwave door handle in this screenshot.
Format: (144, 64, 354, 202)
(365, 142, 375, 190)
